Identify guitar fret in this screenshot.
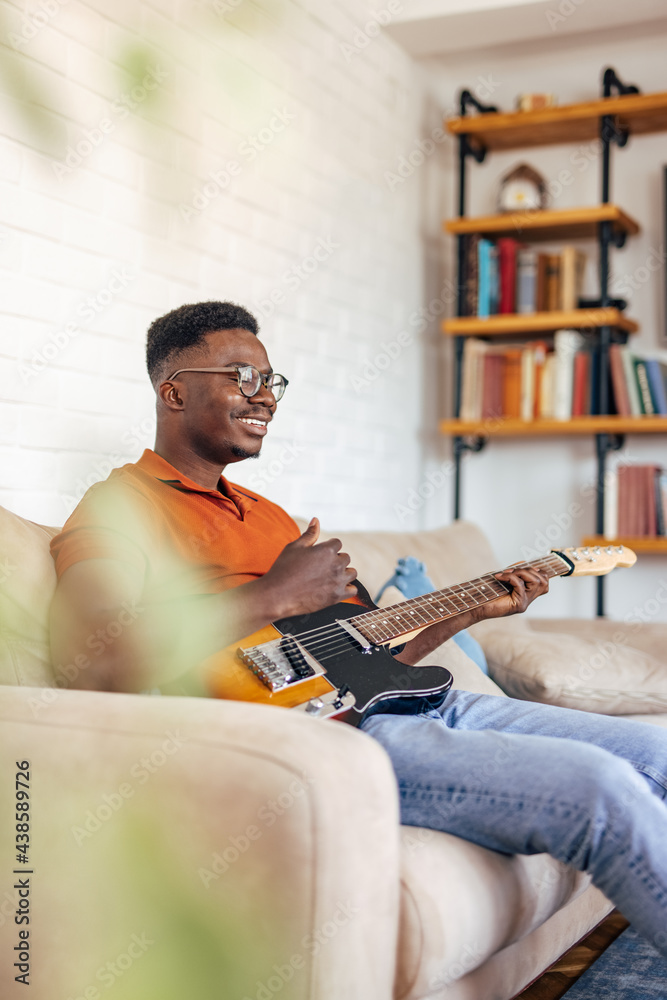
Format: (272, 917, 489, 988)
(352, 553, 582, 643)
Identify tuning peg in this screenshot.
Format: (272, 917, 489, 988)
(616, 546, 624, 553)
(587, 556, 597, 562)
(571, 549, 581, 560)
(593, 546, 600, 555)
(605, 546, 613, 554)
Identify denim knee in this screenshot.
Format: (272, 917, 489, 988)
(553, 747, 650, 869)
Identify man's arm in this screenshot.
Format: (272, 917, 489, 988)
(392, 566, 550, 666)
(49, 518, 358, 693)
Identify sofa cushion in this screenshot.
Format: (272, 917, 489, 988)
(0, 505, 58, 687)
(480, 618, 667, 715)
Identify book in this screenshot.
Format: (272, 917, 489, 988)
(609, 344, 631, 416)
(645, 359, 667, 415)
(560, 246, 587, 311)
(617, 465, 639, 536)
(497, 238, 518, 314)
(620, 347, 643, 416)
(464, 234, 480, 316)
(617, 464, 665, 536)
(488, 244, 499, 315)
(553, 329, 583, 419)
(545, 254, 561, 311)
(520, 347, 536, 421)
(634, 360, 655, 415)
(481, 352, 504, 419)
(539, 353, 556, 418)
(460, 338, 486, 420)
(516, 248, 537, 313)
(536, 253, 549, 312)
(502, 349, 523, 418)
(658, 470, 667, 536)
(477, 239, 493, 318)
(531, 340, 548, 418)
(571, 349, 590, 416)
(603, 468, 618, 540)
(644, 465, 660, 536)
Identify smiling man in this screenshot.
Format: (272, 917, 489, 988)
(49, 300, 667, 957)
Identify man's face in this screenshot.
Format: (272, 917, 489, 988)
(169, 328, 277, 467)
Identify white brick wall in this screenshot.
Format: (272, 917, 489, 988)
(1, 0, 437, 531)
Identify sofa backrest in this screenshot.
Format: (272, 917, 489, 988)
(0, 505, 59, 687)
(296, 519, 501, 597)
(1, 503, 502, 690)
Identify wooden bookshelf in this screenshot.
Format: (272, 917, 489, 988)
(445, 73, 667, 616)
(442, 308, 638, 337)
(439, 416, 667, 438)
(444, 205, 640, 242)
(582, 535, 667, 554)
(446, 90, 667, 150)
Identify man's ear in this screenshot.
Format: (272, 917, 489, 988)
(158, 380, 184, 410)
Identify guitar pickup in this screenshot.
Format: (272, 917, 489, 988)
(279, 635, 315, 679)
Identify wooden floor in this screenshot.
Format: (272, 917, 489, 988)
(514, 912, 630, 1000)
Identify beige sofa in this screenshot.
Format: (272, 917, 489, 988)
(2, 503, 666, 1000)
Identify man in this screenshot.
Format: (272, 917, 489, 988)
(50, 301, 667, 957)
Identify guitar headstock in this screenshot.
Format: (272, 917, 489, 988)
(555, 544, 637, 577)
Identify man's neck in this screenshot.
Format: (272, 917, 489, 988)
(152, 440, 226, 491)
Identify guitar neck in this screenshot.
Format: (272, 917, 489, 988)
(351, 552, 571, 645)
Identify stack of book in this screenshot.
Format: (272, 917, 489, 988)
(464, 236, 587, 317)
(609, 345, 667, 415)
(460, 330, 596, 421)
(604, 465, 667, 538)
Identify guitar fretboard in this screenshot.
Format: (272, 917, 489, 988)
(351, 553, 570, 645)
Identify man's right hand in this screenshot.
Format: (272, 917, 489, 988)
(258, 517, 358, 619)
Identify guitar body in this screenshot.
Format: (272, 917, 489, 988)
(206, 601, 454, 725)
(204, 545, 636, 725)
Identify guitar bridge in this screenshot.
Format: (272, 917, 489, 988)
(238, 635, 324, 692)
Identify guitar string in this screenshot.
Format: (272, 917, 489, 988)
(258, 555, 571, 662)
(270, 556, 567, 659)
(301, 556, 567, 655)
(304, 566, 567, 664)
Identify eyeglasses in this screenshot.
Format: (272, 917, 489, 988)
(167, 365, 289, 401)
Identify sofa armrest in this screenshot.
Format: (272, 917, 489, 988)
(0, 687, 401, 1000)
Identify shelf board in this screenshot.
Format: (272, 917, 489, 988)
(446, 90, 667, 151)
(439, 416, 667, 437)
(444, 205, 640, 242)
(442, 308, 638, 336)
(582, 535, 667, 554)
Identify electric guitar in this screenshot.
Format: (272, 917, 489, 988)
(206, 544, 636, 726)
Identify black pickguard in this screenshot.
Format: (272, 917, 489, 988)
(274, 602, 453, 726)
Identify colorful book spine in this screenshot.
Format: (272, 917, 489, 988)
(620, 347, 642, 416)
(477, 240, 493, 319)
(497, 238, 518, 314)
(609, 344, 631, 416)
(645, 359, 667, 415)
(634, 360, 655, 415)
(553, 329, 583, 420)
(603, 468, 618, 540)
(516, 249, 537, 314)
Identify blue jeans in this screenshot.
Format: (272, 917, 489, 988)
(360, 690, 667, 957)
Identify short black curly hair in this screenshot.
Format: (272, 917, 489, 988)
(146, 301, 259, 386)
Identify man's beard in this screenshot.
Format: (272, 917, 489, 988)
(230, 446, 260, 459)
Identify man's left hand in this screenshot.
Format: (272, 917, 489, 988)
(481, 566, 550, 621)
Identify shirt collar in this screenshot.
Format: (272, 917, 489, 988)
(136, 449, 254, 515)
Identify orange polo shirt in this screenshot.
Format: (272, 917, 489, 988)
(50, 449, 301, 601)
